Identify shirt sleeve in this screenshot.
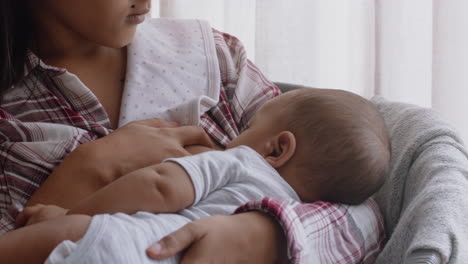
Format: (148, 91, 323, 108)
(0, 111, 99, 234)
(235, 198, 385, 264)
(203, 29, 385, 264)
(199, 29, 281, 146)
(165, 148, 249, 205)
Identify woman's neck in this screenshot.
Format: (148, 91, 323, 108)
(32, 13, 117, 65)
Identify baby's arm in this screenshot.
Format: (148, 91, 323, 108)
(63, 143, 218, 216)
(67, 162, 195, 216)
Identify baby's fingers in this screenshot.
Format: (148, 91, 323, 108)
(15, 211, 28, 228)
(15, 205, 42, 227)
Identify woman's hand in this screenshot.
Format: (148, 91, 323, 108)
(146, 212, 288, 264)
(91, 118, 214, 177)
(15, 204, 68, 227)
(27, 118, 214, 208)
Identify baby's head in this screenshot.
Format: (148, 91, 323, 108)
(228, 88, 390, 205)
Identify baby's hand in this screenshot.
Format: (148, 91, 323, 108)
(16, 204, 68, 227)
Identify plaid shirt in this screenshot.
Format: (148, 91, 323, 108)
(0, 27, 384, 263)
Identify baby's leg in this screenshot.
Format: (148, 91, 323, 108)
(0, 215, 91, 264)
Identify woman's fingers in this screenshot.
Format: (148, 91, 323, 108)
(15, 211, 29, 228)
(137, 118, 179, 128)
(15, 205, 43, 227)
(146, 222, 202, 259)
(171, 126, 214, 148)
(130, 119, 213, 148)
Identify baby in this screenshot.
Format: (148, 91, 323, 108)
(3, 88, 390, 264)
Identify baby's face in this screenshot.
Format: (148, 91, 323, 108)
(227, 93, 292, 152)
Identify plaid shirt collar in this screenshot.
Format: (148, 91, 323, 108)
(23, 50, 65, 79)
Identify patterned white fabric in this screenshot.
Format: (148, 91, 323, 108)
(120, 19, 220, 126)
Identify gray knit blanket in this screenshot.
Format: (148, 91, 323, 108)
(371, 96, 468, 264)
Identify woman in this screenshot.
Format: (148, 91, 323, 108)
(0, 0, 384, 263)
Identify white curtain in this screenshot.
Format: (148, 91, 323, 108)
(376, 0, 468, 142)
(151, 0, 468, 142)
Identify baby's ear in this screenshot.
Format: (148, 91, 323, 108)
(265, 131, 296, 169)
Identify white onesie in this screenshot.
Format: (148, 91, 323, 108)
(46, 146, 300, 264)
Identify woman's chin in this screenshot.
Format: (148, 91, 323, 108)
(100, 29, 137, 49)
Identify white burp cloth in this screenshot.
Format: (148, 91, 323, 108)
(119, 18, 221, 127)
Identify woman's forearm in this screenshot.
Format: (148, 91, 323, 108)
(236, 212, 288, 264)
(147, 211, 288, 264)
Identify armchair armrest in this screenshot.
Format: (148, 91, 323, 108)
(405, 250, 442, 264)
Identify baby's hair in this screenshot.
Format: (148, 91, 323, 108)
(287, 88, 390, 205)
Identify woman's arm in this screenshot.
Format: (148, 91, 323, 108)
(148, 198, 385, 264)
(148, 212, 288, 264)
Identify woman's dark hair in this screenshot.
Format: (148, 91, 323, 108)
(1, 0, 33, 94)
